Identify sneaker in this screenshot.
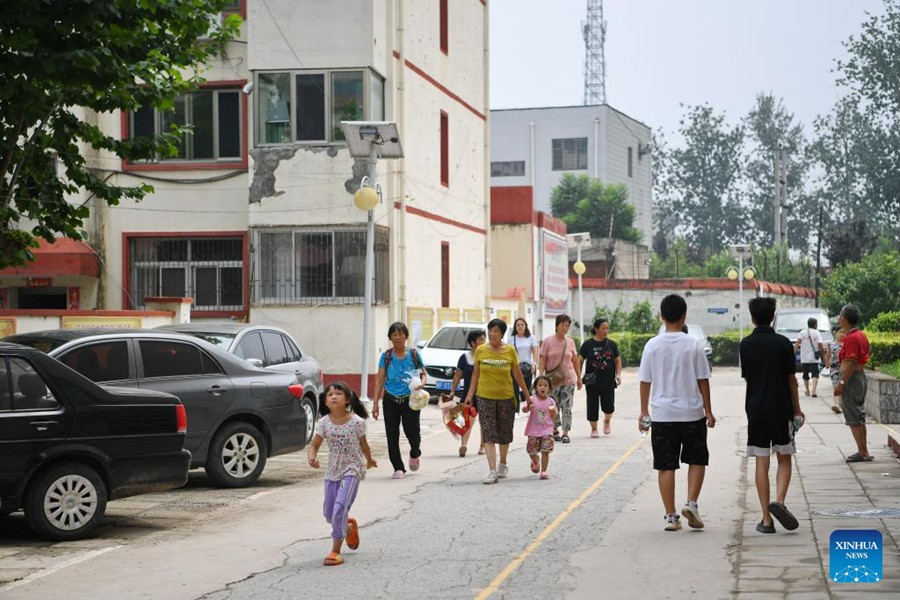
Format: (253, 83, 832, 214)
(409, 457, 420, 472)
(539, 471, 549, 480)
(497, 463, 509, 479)
(664, 513, 682, 531)
(392, 470, 405, 480)
(681, 501, 704, 529)
(483, 470, 498, 484)
(756, 520, 776, 534)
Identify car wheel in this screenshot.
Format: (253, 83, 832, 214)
(24, 463, 107, 541)
(301, 396, 317, 444)
(205, 422, 268, 488)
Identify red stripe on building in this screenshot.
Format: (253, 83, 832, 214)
(391, 52, 486, 121)
(392, 203, 486, 235)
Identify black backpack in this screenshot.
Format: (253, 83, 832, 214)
(383, 347, 423, 371)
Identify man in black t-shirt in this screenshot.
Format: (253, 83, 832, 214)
(740, 297, 804, 534)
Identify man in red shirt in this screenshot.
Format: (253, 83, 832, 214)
(834, 304, 872, 462)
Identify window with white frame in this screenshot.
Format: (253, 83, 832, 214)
(551, 137, 588, 171)
(255, 69, 385, 145)
(490, 161, 526, 177)
(130, 88, 243, 162)
(130, 237, 244, 311)
(253, 226, 389, 304)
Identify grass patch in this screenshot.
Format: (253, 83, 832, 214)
(879, 360, 900, 379)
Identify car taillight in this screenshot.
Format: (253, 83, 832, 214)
(288, 384, 303, 399)
(175, 404, 187, 433)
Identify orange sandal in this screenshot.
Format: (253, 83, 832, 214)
(323, 552, 344, 566)
(346, 517, 360, 550)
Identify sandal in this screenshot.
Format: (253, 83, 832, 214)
(830, 405, 843, 414)
(846, 452, 874, 463)
(603, 421, 611, 435)
(561, 435, 571, 444)
(346, 517, 359, 550)
(323, 552, 344, 566)
(530, 455, 540, 473)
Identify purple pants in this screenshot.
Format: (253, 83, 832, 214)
(323, 476, 360, 540)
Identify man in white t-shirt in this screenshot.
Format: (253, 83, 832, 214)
(793, 318, 825, 398)
(639, 294, 715, 532)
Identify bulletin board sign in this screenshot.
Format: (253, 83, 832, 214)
(463, 308, 486, 323)
(496, 309, 512, 324)
(0, 317, 16, 338)
(406, 307, 434, 346)
(61, 316, 142, 330)
(438, 308, 461, 327)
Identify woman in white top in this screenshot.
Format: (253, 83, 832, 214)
(508, 318, 539, 407)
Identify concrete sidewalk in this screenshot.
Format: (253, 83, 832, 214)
(569, 367, 900, 599)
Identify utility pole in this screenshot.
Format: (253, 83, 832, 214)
(773, 148, 789, 246)
(814, 205, 823, 307)
(582, 0, 607, 105)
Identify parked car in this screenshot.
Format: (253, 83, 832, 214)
(416, 322, 487, 398)
(156, 323, 322, 444)
(3, 329, 308, 489)
(773, 307, 833, 362)
(657, 323, 713, 366)
(0, 342, 190, 541)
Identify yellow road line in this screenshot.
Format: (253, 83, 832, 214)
(474, 437, 645, 600)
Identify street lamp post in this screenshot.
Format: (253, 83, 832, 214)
(340, 122, 404, 404)
(727, 243, 756, 341)
(566, 232, 591, 340)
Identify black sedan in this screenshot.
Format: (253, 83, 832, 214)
(0, 342, 190, 541)
(4, 329, 308, 489)
(156, 323, 323, 444)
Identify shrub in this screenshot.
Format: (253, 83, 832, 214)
(866, 331, 900, 370)
(709, 330, 741, 366)
(880, 360, 900, 379)
(608, 332, 655, 367)
(867, 311, 900, 332)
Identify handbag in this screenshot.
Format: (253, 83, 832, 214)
(520, 362, 533, 385)
(582, 371, 597, 386)
(545, 339, 570, 388)
(808, 329, 821, 360)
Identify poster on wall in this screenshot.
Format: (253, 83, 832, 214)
(463, 308, 486, 323)
(0, 317, 15, 338)
(495, 309, 512, 324)
(541, 230, 569, 318)
(406, 307, 434, 346)
(438, 308, 461, 327)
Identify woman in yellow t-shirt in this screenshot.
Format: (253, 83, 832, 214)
(465, 318, 530, 484)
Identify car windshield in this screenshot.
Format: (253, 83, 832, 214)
(428, 327, 477, 350)
(182, 332, 236, 351)
(687, 325, 706, 341)
(775, 313, 829, 333)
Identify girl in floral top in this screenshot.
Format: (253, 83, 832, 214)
(308, 381, 377, 566)
(824, 329, 845, 414)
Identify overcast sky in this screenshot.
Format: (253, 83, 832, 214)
(490, 0, 885, 137)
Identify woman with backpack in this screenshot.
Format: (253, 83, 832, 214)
(372, 322, 427, 480)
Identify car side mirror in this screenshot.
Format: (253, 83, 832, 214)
(416, 340, 426, 349)
(246, 357, 264, 368)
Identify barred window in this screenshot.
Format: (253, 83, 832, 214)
(551, 138, 588, 171)
(130, 237, 244, 311)
(253, 226, 389, 305)
(490, 161, 526, 177)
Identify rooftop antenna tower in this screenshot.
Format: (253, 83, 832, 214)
(582, 0, 607, 105)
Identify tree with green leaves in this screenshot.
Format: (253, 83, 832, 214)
(821, 251, 900, 321)
(549, 174, 642, 242)
(742, 93, 813, 250)
(0, 0, 241, 268)
(654, 104, 746, 259)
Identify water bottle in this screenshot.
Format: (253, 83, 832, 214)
(792, 415, 805, 433)
(640, 415, 652, 438)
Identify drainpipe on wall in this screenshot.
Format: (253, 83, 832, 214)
(483, 3, 491, 317)
(396, 0, 407, 323)
(593, 117, 600, 179)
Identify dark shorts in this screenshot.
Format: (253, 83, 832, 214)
(746, 414, 796, 457)
(651, 418, 709, 470)
(801, 363, 820, 380)
(585, 385, 615, 421)
(841, 372, 868, 426)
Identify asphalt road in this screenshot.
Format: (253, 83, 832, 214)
(0, 368, 750, 599)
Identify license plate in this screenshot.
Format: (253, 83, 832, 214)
(436, 381, 452, 390)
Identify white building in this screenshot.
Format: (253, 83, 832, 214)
(490, 105, 653, 244)
(2, 1, 490, 390)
